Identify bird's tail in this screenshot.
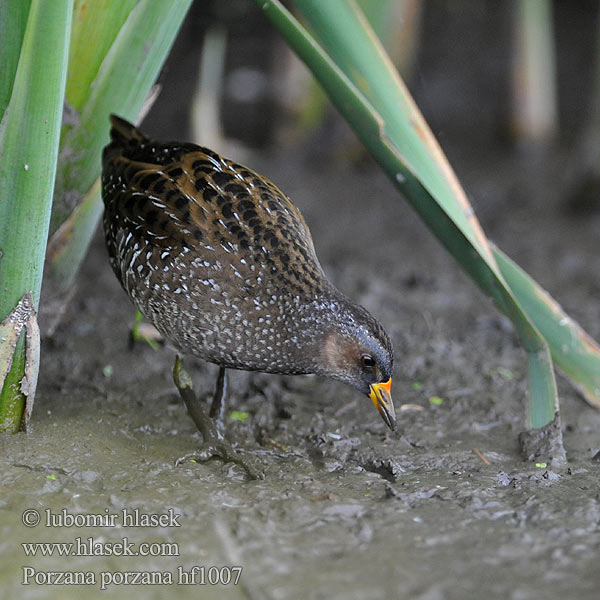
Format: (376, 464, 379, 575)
(109, 114, 146, 147)
(103, 114, 150, 165)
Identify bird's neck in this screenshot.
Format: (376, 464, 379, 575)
(282, 289, 358, 376)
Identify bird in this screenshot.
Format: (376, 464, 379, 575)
(101, 115, 395, 477)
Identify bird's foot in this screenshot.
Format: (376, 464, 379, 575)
(173, 356, 264, 480)
(175, 442, 264, 480)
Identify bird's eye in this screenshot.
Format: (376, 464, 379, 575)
(361, 354, 375, 368)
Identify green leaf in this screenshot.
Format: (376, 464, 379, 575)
(229, 411, 250, 422)
(53, 0, 193, 232)
(66, 0, 138, 111)
(45, 178, 104, 288)
(0, 0, 73, 431)
(0, 0, 31, 119)
(0, 0, 72, 312)
(491, 367, 515, 381)
(256, 0, 559, 429)
(493, 244, 600, 408)
(46, 0, 192, 292)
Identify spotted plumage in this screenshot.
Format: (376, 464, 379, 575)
(102, 115, 395, 430)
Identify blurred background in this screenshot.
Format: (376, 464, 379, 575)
(144, 0, 600, 222)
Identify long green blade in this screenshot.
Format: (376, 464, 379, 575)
(256, 0, 559, 429)
(292, 0, 495, 262)
(296, 0, 600, 413)
(0, 0, 31, 119)
(492, 245, 600, 407)
(47, 0, 192, 289)
(53, 0, 193, 231)
(45, 180, 103, 286)
(66, 0, 138, 111)
(0, 0, 72, 312)
(0, 0, 73, 431)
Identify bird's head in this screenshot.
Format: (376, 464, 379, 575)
(318, 301, 395, 430)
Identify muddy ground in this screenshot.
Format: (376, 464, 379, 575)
(2, 3, 600, 600)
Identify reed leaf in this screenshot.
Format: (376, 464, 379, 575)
(255, 0, 599, 431)
(47, 0, 193, 290)
(0, 0, 73, 431)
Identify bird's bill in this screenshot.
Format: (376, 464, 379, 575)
(369, 378, 396, 430)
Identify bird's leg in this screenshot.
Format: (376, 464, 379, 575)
(172, 356, 263, 479)
(173, 356, 218, 444)
(209, 365, 227, 429)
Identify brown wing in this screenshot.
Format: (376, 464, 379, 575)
(102, 119, 329, 305)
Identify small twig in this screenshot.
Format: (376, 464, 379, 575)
(472, 447, 490, 465)
(399, 403, 424, 412)
(266, 438, 288, 452)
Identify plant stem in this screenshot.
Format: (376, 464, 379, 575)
(0, 0, 73, 431)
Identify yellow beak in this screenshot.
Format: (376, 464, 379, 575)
(368, 377, 396, 430)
